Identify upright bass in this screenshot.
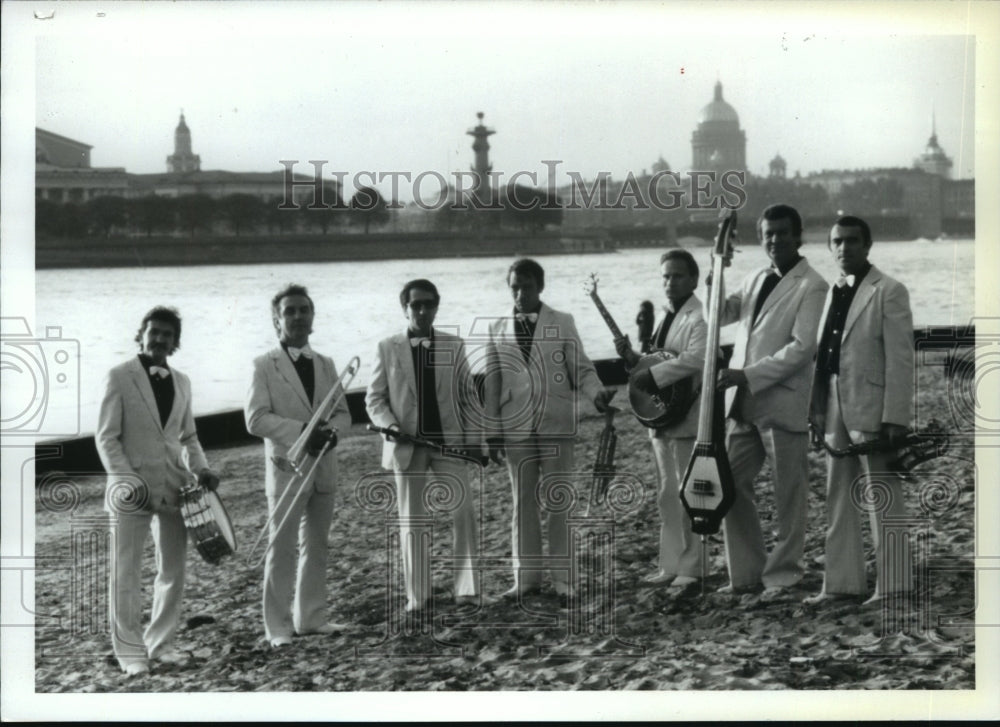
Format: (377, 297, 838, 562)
(679, 209, 738, 535)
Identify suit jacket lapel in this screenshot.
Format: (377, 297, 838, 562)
(164, 371, 184, 431)
(756, 260, 804, 324)
(663, 295, 698, 352)
(529, 304, 552, 369)
(844, 266, 880, 339)
(651, 317, 665, 350)
(816, 287, 835, 345)
(747, 269, 770, 328)
(432, 329, 448, 399)
(313, 353, 332, 405)
(394, 333, 417, 398)
(272, 347, 312, 411)
(128, 357, 163, 433)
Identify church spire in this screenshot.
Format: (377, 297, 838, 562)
(167, 112, 201, 173)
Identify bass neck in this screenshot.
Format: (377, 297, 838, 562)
(695, 212, 736, 445)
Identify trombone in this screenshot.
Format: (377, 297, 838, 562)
(246, 355, 360, 568)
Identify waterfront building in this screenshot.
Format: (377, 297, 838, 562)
(691, 81, 747, 174)
(166, 113, 201, 173)
(35, 128, 128, 203)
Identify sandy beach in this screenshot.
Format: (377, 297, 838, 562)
(34, 357, 975, 692)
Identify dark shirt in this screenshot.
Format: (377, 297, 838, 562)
(138, 354, 174, 427)
(409, 332, 444, 441)
(282, 343, 315, 405)
(653, 294, 692, 350)
(751, 256, 801, 326)
(817, 263, 872, 376)
(513, 307, 540, 363)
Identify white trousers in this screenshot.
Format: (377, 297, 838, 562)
(819, 374, 910, 596)
(504, 436, 576, 592)
(649, 435, 704, 578)
(393, 447, 480, 611)
(263, 484, 334, 640)
(110, 510, 187, 669)
(722, 423, 810, 589)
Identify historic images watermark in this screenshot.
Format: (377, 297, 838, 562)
(276, 160, 747, 212)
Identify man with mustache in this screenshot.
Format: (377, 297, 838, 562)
(713, 204, 828, 598)
(805, 215, 914, 606)
(245, 284, 351, 647)
(96, 306, 219, 676)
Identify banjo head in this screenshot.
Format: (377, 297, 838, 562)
(628, 351, 695, 429)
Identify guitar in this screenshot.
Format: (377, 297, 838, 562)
(679, 208, 738, 535)
(586, 273, 697, 429)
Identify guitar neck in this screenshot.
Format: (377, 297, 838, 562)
(589, 291, 625, 340)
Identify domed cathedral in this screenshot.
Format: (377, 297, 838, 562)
(769, 152, 787, 179)
(913, 112, 953, 179)
(166, 112, 201, 173)
(691, 81, 746, 173)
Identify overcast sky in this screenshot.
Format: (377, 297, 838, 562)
(29, 1, 977, 198)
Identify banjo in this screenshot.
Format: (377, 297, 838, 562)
(586, 274, 697, 429)
(679, 208, 738, 535)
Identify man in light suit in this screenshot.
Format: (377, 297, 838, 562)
(366, 279, 481, 613)
(245, 284, 351, 647)
(714, 204, 828, 596)
(615, 249, 709, 591)
(806, 216, 914, 606)
(485, 258, 613, 598)
(96, 306, 219, 676)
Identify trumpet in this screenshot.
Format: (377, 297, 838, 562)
(246, 355, 360, 568)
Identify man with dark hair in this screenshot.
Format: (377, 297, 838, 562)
(805, 215, 914, 606)
(713, 203, 828, 597)
(485, 258, 613, 599)
(246, 284, 351, 647)
(615, 248, 710, 590)
(96, 306, 219, 676)
(366, 278, 481, 612)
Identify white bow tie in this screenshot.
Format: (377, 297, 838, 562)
(149, 365, 170, 379)
(409, 337, 431, 348)
(287, 344, 313, 361)
(515, 312, 539, 324)
(837, 274, 857, 289)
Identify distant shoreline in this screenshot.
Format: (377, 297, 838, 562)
(35, 230, 618, 270)
(35, 227, 963, 270)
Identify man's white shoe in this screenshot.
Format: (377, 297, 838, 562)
(123, 661, 149, 677)
(642, 571, 676, 585)
(152, 648, 187, 665)
(269, 635, 293, 648)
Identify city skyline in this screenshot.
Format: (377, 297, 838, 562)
(29, 3, 976, 199)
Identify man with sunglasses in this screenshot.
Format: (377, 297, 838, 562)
(366, 279, 482, 613)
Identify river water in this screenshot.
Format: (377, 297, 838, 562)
(33, 238, 974, 438)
